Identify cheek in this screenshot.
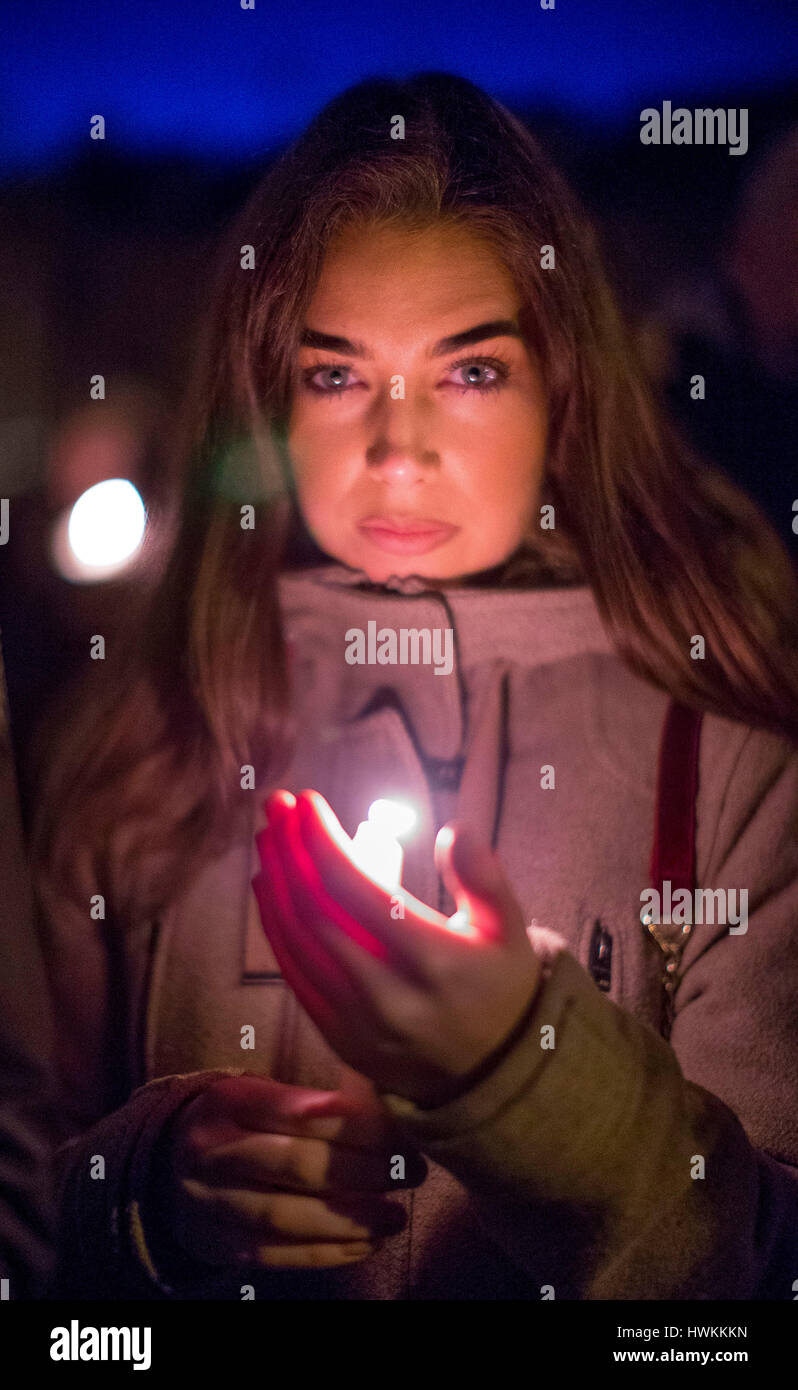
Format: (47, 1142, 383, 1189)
(288, 397, 359, 461)
(502, 403, 547, 497)
(467, 421, 543, 507)
(465, 389, 546, 461)
(294, 470, 335, 524)
(286, 420, 344, 503)
(471, 452, 542, 550)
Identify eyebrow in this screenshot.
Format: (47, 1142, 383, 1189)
(298, 319, 523, 358)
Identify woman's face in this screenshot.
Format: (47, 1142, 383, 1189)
(286, 220, 548, 585)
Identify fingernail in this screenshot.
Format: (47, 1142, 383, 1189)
(346, 1242, 375, 1260)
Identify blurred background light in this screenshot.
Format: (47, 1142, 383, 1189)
(51, 478, 147, 582)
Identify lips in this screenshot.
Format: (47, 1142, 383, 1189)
(358, 516, 460, 556)
(361, 515, 454, 535)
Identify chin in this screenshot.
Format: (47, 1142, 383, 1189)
(347, 554, 489, 589)
(349, 550, 456, 584)
(327, 528, 514, 585)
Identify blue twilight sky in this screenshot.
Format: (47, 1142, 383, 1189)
(1, 0, 796, 174)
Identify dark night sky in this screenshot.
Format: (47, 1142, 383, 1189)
(1, 0, 796, 173)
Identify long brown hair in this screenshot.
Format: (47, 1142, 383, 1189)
(30, 71, 798, 932)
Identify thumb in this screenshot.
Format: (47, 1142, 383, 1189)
(434, 823, 518, 941)
(335, 1065, 386, 1113)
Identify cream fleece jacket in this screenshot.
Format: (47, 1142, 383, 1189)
(45, 563, 798, 1299)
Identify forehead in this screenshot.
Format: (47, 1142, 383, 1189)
(305, 220, 520, 331)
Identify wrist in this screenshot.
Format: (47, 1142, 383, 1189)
(415, 981, 544, 1111)
(127, 1107, 203, 1295)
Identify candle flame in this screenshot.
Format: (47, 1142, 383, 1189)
(366, 799, 417, 840)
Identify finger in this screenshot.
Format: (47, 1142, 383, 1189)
(295, 790, 416, 967)
(265, 796, 374, 983)
(206, 1076, 413, 1150)
(297, 790, 451, 966)
(194, 1131, 427, 1192)
(280, 899, 423, 1038)
(256, 843, 375, 1055)
(253, 832, 349, 1033)
(252, 867, 338, 1035)
(180, 1181, 408, 1244)
(173, 1210, 381, 1269)
(288, 794, 445, 1011)
(297, 792, 490, 993)
(235, 1240, 377, 1269)
(256, 819, 350, 992)
(434, 823, 522, 941)
(266, 798, 394, 1021)
(270, 793, 391, 969)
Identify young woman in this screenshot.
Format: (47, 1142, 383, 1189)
(31, 72, 798, 1300)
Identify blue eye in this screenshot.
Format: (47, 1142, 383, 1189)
(301, 364, 356, 394)
(299, 353, 512, 397)
(448, 357, 510, 394)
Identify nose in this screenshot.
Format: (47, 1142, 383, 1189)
(365, 398, 438, 483)
(365, 447, 433, 484)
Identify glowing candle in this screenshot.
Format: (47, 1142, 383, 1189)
(350, 798, 417, 891)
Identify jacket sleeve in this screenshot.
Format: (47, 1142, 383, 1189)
(378, 724, 798, 1299)
(52, 1067, 255, 1299)
(31, 822, 260, 1298)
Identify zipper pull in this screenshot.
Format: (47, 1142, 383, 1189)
(640, 908, 693, 1039)
(588, 919, 613, 992)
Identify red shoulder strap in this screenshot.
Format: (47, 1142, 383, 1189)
(649, 700, 703, 894)
(588, 700, 702, 1011)
(645, 699, 703, 1038)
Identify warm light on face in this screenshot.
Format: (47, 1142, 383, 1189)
(286, 221, 548, 586)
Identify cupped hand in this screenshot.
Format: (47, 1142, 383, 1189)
(252, 790, 545, 1108)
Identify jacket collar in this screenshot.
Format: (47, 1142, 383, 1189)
(276, 561, 615, 763)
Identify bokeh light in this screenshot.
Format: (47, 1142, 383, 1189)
(50, 478, 147, 582)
